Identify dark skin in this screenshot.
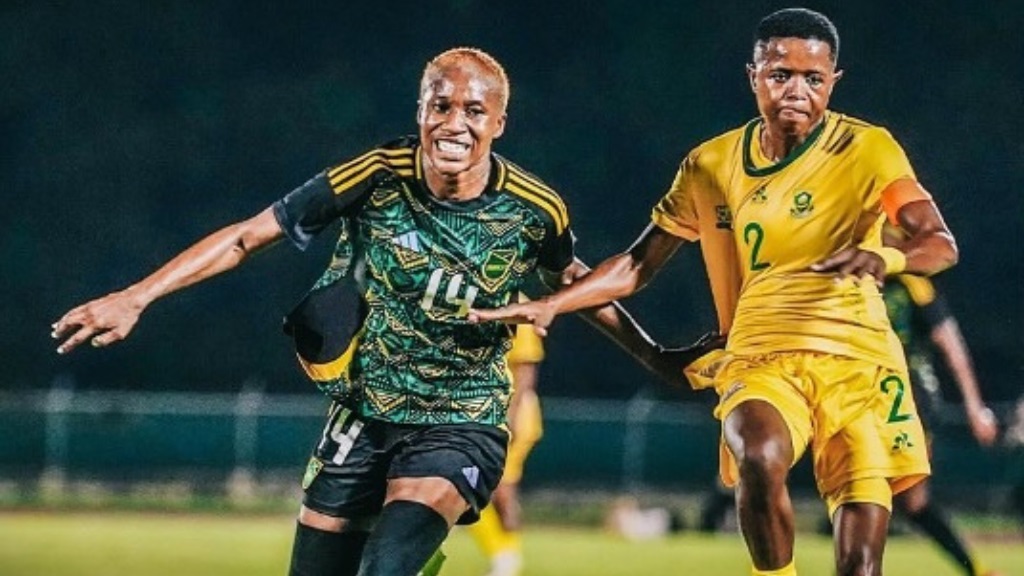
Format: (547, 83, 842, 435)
(470, 36, 958, 576)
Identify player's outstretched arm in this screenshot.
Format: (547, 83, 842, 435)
(583, 300, 726, 390)
(559, 257, 716, 390)
(468, 224, 684, 335)
(52, 207, 284, 354)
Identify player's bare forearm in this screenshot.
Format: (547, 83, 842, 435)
(580, 304, 727, 391)
(552, 225, 681, 312)
(131, 207, 282, 305)
(578, 301, 665, 375)
(52, 207, 283, 354)
(469, 225, 683, 331)
(467, 253, 640, 332)
(894, 199, 958, 276)
(549, 253, 648, 313)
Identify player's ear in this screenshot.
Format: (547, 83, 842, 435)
(746, 63, 757, 92)
(493, 113, 507, 139)
(828, 69, 844, 97)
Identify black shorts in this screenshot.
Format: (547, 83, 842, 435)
(300, 402, 508, 525)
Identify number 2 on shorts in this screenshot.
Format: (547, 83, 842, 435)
(880, 375, 913, 423)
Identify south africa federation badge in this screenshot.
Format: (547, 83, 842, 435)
(302, 457, 324, 490)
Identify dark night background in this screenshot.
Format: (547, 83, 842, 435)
(4, 1, 1022, 403)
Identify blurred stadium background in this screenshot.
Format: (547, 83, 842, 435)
(3, 0, 1022, 574)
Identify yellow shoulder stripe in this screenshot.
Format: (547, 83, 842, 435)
(504, 167, 568, 234)
(328, 147, 415, 194)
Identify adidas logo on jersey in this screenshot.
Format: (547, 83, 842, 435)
(393, 231, 421, 252)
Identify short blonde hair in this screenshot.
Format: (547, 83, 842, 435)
(420, 47, 510, 112)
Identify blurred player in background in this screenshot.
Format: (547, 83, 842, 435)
(471, 8, 961, 575)
(1005, 397, 1024, 534)
(469, 322, 545, 576)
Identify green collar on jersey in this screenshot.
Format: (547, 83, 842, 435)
(742, 114, 827, 177)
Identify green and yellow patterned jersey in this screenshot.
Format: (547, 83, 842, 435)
(653, 112, 931, 371)
(274, 136, 573, 426)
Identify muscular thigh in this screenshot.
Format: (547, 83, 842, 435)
(713, 354, 815, 486)
(716, 354, 815, 458)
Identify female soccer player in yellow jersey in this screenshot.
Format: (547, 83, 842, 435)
(471, 8, 959, 576)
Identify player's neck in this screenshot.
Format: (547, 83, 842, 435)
(423, 157, 491, 202)
(759, 120, 820, 162)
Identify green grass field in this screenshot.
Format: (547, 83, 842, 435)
(1, 510, 1021, 575)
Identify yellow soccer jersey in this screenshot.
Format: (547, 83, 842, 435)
(653, 112, 930, 371)
(651, 152, 744, 335)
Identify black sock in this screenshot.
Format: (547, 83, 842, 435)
(358, 501, 450, 576)
(289, 521, 368, 576)
(903, 504, 977, 576)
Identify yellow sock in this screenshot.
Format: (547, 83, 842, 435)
(469, 506, 520, 557)
(752, 558, 796, 575)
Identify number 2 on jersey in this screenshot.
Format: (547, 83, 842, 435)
(743, 222, 770, 271)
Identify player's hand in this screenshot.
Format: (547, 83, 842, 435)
(810, 246, 887, 287)
(52, 289, 146, 354)
(647, 331, 727, 389)
(467, 299, 557, 336)
(967, 404, 999, 447)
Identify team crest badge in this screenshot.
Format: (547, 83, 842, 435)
(790, 191, 814, 218)
(715, 205, 734, 230)
(480, 249, 516, 290)
(301, 457, 324, 490)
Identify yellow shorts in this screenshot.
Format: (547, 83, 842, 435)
(714, 352, 930, 508)
(503, 393, 543, 484)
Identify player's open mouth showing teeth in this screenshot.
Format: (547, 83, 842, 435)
(437, 140, 469, 154)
